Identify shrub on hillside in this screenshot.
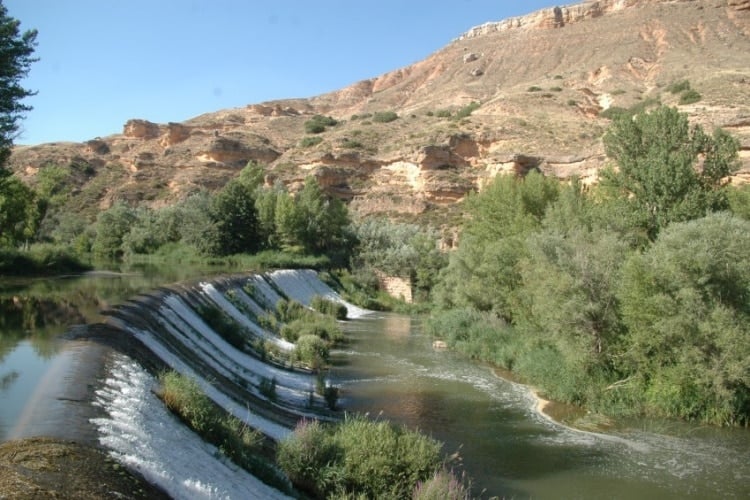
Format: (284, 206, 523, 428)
(372, 110, 399, 123)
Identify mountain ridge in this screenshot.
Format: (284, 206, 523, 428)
(9, 0, 750, 222)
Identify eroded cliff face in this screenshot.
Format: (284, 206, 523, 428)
(9, 0, 750, 220)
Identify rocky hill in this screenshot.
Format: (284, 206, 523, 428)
(9, 0, 750, 223)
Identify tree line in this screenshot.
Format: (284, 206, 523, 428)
(428, 106, 750, 426)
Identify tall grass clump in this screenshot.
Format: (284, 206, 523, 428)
(196, 304, 247, 350)
(310, 295, 347, 320)
(413, 468, 472, 500)
(281, 315, 344, 344)
(158, 371, 292, 493)
(277, 416, 451, 499)
(292, 334, 330, 370)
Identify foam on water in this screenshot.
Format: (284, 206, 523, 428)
(268, 269, 371, 318)
(91, 354, 291, 499)
(199, 282, 294, 352)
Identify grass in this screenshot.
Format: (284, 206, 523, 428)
(158, 371, 292, 493)
(0, 245, 91, 276)
(277, 416, 458, 499)
(310, 295, 347, 320)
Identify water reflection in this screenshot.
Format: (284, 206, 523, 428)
(0, 263, 232, 442)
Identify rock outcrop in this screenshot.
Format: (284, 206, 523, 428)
(8, 0, 750, 223)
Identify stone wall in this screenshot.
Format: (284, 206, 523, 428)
(377, 274, 413, 303)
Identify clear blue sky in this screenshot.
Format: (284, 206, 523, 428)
(7, 1, 557, 145)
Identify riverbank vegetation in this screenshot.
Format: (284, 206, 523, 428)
(158, 371, 293, 494)
(277, 416, 467, 499)
(428, 106, 750, 426)
(159, 371, 469, 499)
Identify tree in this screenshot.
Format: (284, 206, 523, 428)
(0, 1, 37, 171)
(0, 174, 36, 246)
(273, 177, 351, 259)
(618, 213, 750, 424)
(0, 3, 37, 248)
(602, 106, 739, 240)
(212, 179, 261, 255)
(434, 171, 559, 319)
(91, 202, 137, 260)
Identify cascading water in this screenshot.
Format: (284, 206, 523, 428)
(15, 268, 742, 499)
(95, 269, 364, 498)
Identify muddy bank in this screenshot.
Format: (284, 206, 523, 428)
(0, 437, 169, 499)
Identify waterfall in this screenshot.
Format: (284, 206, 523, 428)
(94, 269, 369, 497)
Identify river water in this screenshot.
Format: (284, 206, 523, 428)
(333, 313, 750, 499)
(1, 271, 749, 499)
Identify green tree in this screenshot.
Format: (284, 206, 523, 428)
(0, 3, 38, 248)
(434, 171, 559, 318)
(176, 191, 220, 256)
(602, 106, 739, 240)
(0, 1, 37, 171)
(0, 175, 36, 246)
(91, 202, 136, 260)
(517, 227, 629, 403)
(212, 179, 261, 255)
(273, 177, 351, 259)
(121, 207, 168, 257)
(254, 183, 283, 249)
(618, 213, 750, 425)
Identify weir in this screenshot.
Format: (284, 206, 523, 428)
(93, 269, 367, 497)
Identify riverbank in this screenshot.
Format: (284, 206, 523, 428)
(0, 437, 170, 499)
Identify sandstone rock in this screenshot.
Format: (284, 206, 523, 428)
(123, 119, 159, 139)
(85, 139, 109, 155)
(463, 52, 479, 63)
(417, 145, 468, 170)
(727, 0, 750, 11)
(159, 122, 191, 147)
(196, 137, 280, 167)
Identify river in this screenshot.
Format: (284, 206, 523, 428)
(1, 270, 748, 498)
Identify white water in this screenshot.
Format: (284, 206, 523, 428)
(94, 270, 372, 496)
(268, 269, 371, 318)
(91, 354, 292, 499)
(199, 282, 295, 352)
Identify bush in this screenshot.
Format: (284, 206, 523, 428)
(277, 416, 444, 499)
(311, 295, 347, 320)
(275, 298, 307, 323)
(304, 121, 325, 134)
(160, 371, 216, 434)
(304, 114, 338, 134)
(197, 304, 247, 350)
(0, 245, 90, 276)
(667, 79, 691, 94)
(299, 136, 322, 147)
(258, 376, 277, 401)
(372, 111, 399, 123)
(679, 89, 701, 104)
(293, 334, 330, 369)
(340, 138, 364, 149)
(281, 315, 344, 344)
(527, 86, 542, 92)
(454, 101, 480, 120)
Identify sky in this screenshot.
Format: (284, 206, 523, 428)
(7, 1, 557, 145)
